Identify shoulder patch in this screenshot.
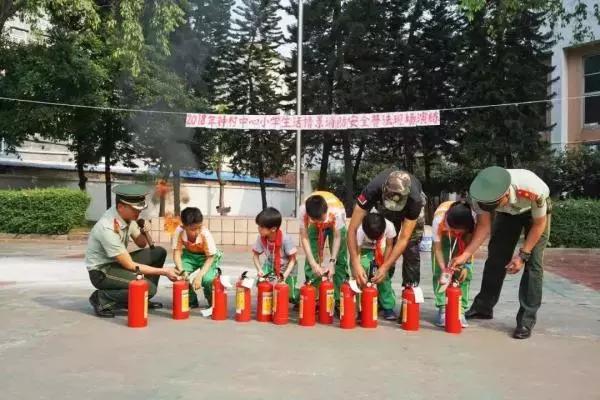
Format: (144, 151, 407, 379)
(113, 219, 121, 234)
(357, 193, 367, 206)
(516, 189, 539, 202)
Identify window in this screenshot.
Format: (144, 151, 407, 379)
(584, 54, 600, 125)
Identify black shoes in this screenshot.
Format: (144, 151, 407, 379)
(464, 308, 493, 320)
(513, 326, 532, 339)
(89, 293, 115, 318)
(148, 301, 163, 309)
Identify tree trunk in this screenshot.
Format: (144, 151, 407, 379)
(423, 151, 433, 223)
(159, 193, 166, 217)
(258, 157, 267, 210)
(104, 147, 112, 209)
(216, 151, 226, 215)
(0, 1, 16, 34)
(317, 137, 333, 189)
(506, 153, 514, 169)
(342, 131, 354, 216)
(159, 167, 169, 218)
(173, 168, 181, 216)
(352, 139, 366, 189)
(76, 159, 87, 191)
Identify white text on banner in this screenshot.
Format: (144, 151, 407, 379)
(185, 110, 440, 130)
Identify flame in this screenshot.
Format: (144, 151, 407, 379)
(164, 213, 181, 235)
(154, 179, 171, 199)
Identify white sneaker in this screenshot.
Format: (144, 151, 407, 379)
(460, 314, 469, 328)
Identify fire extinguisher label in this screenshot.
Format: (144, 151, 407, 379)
(299, 296, 304, 318)
(326, 289, 334, 316)
(373, 296, 378, 320)
(402, 300, 407, 323)
(182, 289, 189, 313)
(236, 288, 244, 313)
(340, 296, 344, 318)
(262, 292, 273, 315)
(144, 290, 148, 319)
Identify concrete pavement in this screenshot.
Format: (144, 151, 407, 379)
(0, 240, 599, 399)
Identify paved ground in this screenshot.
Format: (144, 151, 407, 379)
(1, 240, 599, 400)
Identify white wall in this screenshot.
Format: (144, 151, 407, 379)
(549, 0, 600, 149)
(144, 183, 296, 221)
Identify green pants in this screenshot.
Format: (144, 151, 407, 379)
(262, 261, 299, 304)
(304, 225, 349, 302)
(431, 237, 473, 312)
(470, 211, 550, 329)
(181, 249, 223, 306)
(360, 249, 396, 310)
(88, 247, 167, 311)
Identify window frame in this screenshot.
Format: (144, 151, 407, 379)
(582, 53, 600, 127)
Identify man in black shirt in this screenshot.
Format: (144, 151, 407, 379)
(348, 168, 424, 288)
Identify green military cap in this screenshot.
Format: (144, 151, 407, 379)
(469, 166, 511, 204)
(113, 184, 149, 211)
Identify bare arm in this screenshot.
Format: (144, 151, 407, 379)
(133, 234, 148, 248)
(115, 251, 176, 280)
(522, 215, 547, 253)
(331, 227, 341, 261)
(252, 252, 264, 276)
(348, 205, 367, 277)
(173, 248, 183, 273)
(433, 240, 446, 270)
(383, 238, 394, 262)
(300, 228, 321, 273)
(348, 206, 368, 286)
(282, 255, 296, 280)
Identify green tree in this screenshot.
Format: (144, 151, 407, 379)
(225, 0, 293, 210)
(453, 4, 555, 170)
(460, 0, 600, 43)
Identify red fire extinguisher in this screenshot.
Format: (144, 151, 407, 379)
(235, 271, 251, 322)
(256, 275, 273, 322)
(272, 275, 289, 325)
(445, 281, 462, 334)
(299, 279, 316, 327)
(128, 266, 148, 328)
(401, 285, 420, 331)
(172, 273, 190, 320)
(211, 268, 228, 321)
(361, 262, 378, 328)
(360, 282, 378, 329)
(319, 272, 335, 324)
(340, 280, 357, 329)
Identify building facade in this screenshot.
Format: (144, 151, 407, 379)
(550, 0, 600, 149)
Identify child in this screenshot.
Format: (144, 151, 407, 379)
(299, 191, 349, 302)
(431, 201, 475, 328)
(172, 207, 223, 308)
(252, 207, 299, 303)
(354, 212, 398, 320)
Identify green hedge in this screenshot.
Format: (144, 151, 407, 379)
(550, 199, 600, 248)
(0, 188, 90, 235)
